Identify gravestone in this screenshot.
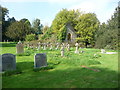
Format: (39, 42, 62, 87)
(37, 42, 41, 50)
(2, 53, 16, 71)
(67, 44, 70, 51)
(101, 49, 106, 53)
(34, 53, 47, 68)
(56, 43, 59, 50)
(75, 43, 79, 53)
(16, 41, 24, 54)
(60, 45, 64, 57)
(43, 43, 46, 50)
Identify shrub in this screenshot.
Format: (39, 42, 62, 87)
(25, 34, 36, 41)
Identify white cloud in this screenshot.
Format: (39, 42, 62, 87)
(69, 0, 118, 23)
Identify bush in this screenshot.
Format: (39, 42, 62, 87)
(25, 34, 36, 41)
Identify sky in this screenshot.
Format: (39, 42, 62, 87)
(1, 0, 119, 26)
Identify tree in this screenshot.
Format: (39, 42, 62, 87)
(25, 34, 35, 41)
(32, 18, 42, 34)
(1, 6, 9, 40)
(75, 13, 100, 47)
(42, 25, 49, 34)
(51, 9, 81, 42)
(95, 7, 118, 49)
(57, 25, 67, 42)
(6, 18, 32, 41)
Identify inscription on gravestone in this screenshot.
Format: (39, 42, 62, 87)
(2, 53, 16, 71)
(34, 53, 47, 68)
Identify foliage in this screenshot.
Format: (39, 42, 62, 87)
(5, 18, 32, 41)
(75, 13, 100, 47)
(40, 26, 53, 40)
(57, 25, 67, 42)
(32, 18, 43, 35)
(25, 34, 35, 41)
(51, 9, 81, 41)
(1, 6, 9, 40)
(95, 7, 118, 50)
(42, 25, 49, 34)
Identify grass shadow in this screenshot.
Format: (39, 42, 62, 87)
(2, 62, 118, 88)
(1, 43, 17, 47)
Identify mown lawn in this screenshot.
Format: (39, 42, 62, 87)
(1, 42, 118, 88)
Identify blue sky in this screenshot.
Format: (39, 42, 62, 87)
(1, 0, 119, 26)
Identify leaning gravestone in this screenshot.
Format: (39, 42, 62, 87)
(2, 53, 16, 71)
(16, 41, 24, 54)
(34, 53, 47, 68)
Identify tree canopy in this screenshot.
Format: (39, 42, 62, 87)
(75, 13, 100, 47)
(6, 18, 31, 41)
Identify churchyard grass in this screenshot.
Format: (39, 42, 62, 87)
(1, 42, 118, 88)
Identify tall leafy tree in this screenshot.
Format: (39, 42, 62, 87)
(32, 18, 42, 34)
(6, 18, 31, 41)
(1, 6, 9, 40)
(75, 13, 100, 47)
(42, 25, 49, 34)
(51, 9, 81, 41)
(95, 7, 118, 49)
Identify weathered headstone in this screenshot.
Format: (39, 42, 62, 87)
(2, 53, 16, 71)
(101, 49, 106, 53)
(43, 43, 46, 50)
(67, 44, 70, 51)
(60, 45, 64, 57)
(37, 42, 41, 50)
(56, 43, 59, 50)
(75, 43, 79, 54)
(16, 41, 24, 54)
(34, 53, 47, 68)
